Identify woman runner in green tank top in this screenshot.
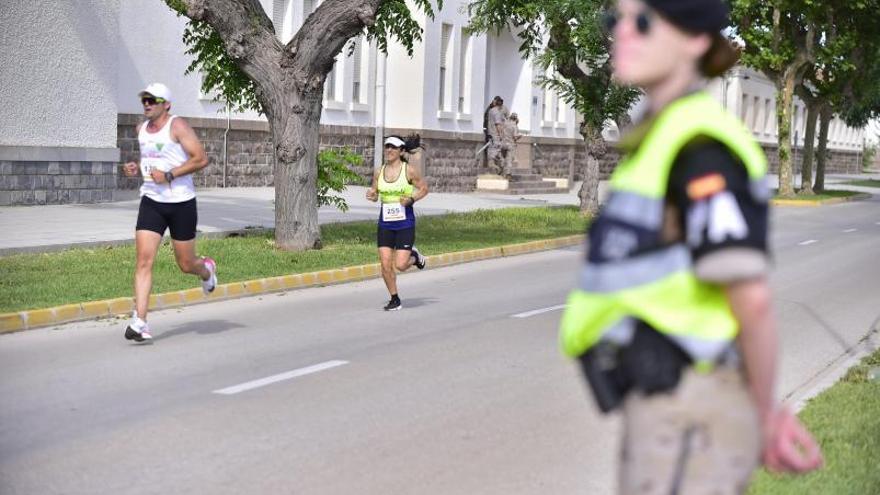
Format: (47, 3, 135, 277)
(365, 135, 430, 311)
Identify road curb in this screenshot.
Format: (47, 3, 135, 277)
(0, 235, 583, 335)
(770, 192, 872, 207)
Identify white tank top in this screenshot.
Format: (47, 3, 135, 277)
(138, 115, 196, 203)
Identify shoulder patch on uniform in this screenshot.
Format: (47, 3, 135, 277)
(686, 173, 727, 200)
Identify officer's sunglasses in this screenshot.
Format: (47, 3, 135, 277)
(602, 9, 654, 36)
(141, 96, 166, 106)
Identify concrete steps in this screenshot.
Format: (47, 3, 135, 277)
(476, 170, 569, 195)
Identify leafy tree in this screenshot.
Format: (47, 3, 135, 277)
(467, 0, 639, 214)
(166, 0, 437, 250)
(789, 1, 880, 192)
(731, 0, 821, 198)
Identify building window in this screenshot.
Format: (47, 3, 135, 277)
(543, 67, 555, 124)
(763, 98, 772, 135)
(751, 96, 760, 132)
(325, 54, 343, 103)
(556, 96, 566, 124)
(351, 37, 368, 104)
(439, 23, 453, 112)
(273, 0, 290, 42)
(458, 30, 471, 114)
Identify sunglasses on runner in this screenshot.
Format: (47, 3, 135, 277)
(602, 9, 654, 36)
(384, 144, 403, 150)
(141, 96, 166, 106)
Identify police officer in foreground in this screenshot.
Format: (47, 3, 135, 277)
(559, 0, 823, 492)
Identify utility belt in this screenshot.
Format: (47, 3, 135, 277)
(578, 321, 736, 413)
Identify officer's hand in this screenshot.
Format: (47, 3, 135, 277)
(762, 408, 823, 473)
(123, 162, 138, 177)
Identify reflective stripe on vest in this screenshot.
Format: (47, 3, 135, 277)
(560, 92, 768, 366)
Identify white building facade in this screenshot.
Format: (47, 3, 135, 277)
(0, 0, 868, 205)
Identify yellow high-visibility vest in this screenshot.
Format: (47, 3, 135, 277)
(559, 92, 769, 369)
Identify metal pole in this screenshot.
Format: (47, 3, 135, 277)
(223, 101, 231, 188)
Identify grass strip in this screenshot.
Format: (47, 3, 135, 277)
(748, 348, 880, 494)
(0, 206, 586, 313)
(841, 179, 880, 188)
(773, 189, 863, 201)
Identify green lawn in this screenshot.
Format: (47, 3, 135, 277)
(0, 206, 587, 313)
(748, 349, 880, 494)
(773, 189, 864, 201)
(841, 179, 880, 188)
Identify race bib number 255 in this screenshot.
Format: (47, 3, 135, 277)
(382, 202, 406, 222)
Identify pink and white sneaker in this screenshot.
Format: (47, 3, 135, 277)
(201, 256, 217, 294)
(124, 314, 153, 343)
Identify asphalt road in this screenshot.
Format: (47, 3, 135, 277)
(1, 196, 878, 494)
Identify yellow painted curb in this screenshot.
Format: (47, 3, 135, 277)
(182, 288, 206, 303)
(81, 301, 109, 319)
(0, 313, 24, 333)
(363, 264, 380, 277)
(54, 303, 82, 322)
(108, 297, 134, 316)
(0, 234, 585, 334)
(263, 277, 283, 291)
(281, 274, 303, 289)
(771, 193, 871, 207)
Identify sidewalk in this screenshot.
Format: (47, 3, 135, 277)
(0, 173, 874, 255)
(0, 185, 588, 255)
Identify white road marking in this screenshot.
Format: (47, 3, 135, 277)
(512, 304, 567, 318)
(843, 228, 858, 233)
(798, 240, 818, 246)
(213, 360, 349, 395)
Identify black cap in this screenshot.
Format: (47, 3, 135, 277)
(644, 0, 729, 33)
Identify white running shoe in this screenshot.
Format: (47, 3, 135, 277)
(201, 256, 217, 294)
(124, 314, 153, 343)
(410, 246, 426, 270)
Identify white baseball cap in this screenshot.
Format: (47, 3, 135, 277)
(139, 82, 172, 102)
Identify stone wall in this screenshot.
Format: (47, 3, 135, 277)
(531, 139, 622, 182)
(406, 130, 483, 193)
(113, 117, 876, 199)
(0, 147, 121, 206)
(1, 115, 869, 206)
(118, 114, 376, 190)
(759, 143, 862, 175)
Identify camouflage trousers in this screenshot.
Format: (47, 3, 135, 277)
(619, 367, 761, 495)
(486, 141, 512, 176)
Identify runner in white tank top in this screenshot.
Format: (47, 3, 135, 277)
(121, 83, 218, 343)
(138, 114, 196, 203)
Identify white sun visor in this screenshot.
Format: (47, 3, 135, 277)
(384, 137, 406, 148)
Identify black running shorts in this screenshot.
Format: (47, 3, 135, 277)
(377, 227, 415, 250)
(136, 196, 198, 241)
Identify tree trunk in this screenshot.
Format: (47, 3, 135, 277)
(577, 123, 606, 216)
(775, 72, 797, 197)
(174, 0, 382, 250)
(267, 89, 324, 250)
(798, 98, 818, 195)
(814, 103, 832, 193)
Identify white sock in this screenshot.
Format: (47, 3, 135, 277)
(130, 313, 147, 331)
